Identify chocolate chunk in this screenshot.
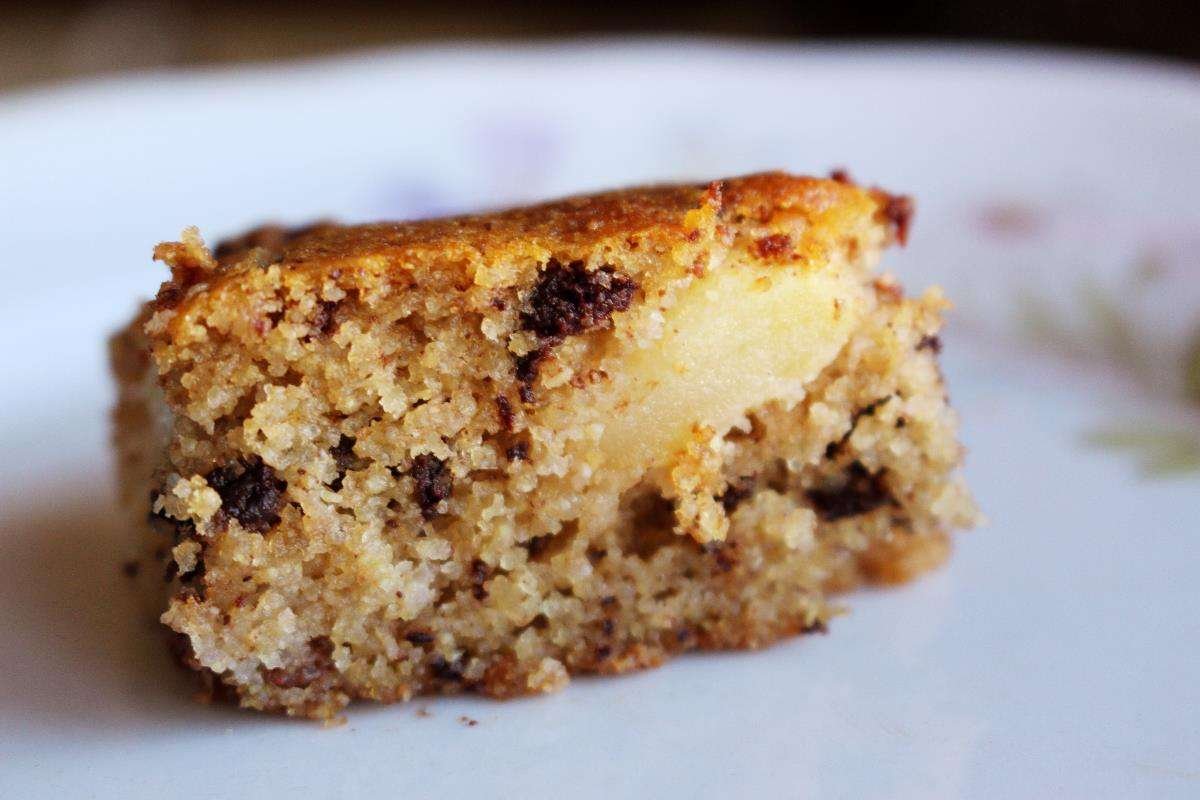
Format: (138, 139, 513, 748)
(149, 501, 196, 543)
(167, 631, 202, 672)
(520, 259, 637, 339)
(262, 636, 334, 689)
(525, 534, 553, 559)
(495, 395, 515, 431)
(883, 194, 915, 246)
(206, 457, 288, 533)
(429, 655, 465, 683)
(806, 462, 894, 521)
(705, 541, 737, 573)
(328, 435, 359, 491)
(713, 549, 736, 573)
(827, 397, 893, 457)
(515, 342, 554, 403)
(470, 558, 491, 600)
(917, 334, 942, 354)
(309, 300, 341, 338)
(404, 630, 435, 646)
(331, 435, 357, 471)
(802, 619, 829, 635)
(153, 282, 185, 310)
(410, 454, 452, 519)
(718, 476, 756, 513)
(178, 555, 205, 586)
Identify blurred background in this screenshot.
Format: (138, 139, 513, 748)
(4, 0, 1200, 90)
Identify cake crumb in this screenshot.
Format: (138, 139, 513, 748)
(112, 172, 977, 720)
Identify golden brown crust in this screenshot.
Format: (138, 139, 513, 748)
(151, 172, 907, 334)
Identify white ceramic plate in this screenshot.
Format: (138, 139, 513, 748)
(1, 41, 1198, 799)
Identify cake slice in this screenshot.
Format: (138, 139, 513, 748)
(112, 172, 978, 718)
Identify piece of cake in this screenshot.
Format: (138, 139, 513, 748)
(112, 171, 978, 718)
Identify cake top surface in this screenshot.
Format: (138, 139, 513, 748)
(148, 171, 909, 337)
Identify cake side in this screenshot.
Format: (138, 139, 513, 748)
(115, 172, 976, 718)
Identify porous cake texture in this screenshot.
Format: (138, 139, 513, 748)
(112, 172, 978, 718)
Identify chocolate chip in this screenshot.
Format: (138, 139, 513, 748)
(469, 558, 491, 600)
(167, 631, 202, 671)
(829, 168, 853, 184)
(206, 457, 287, 533)
(153, 282, 185, 310)
(827, 397, 893, 456)
(718, 476, 756, 513)
(917, 334, 942, 354)
(806, 462, 894, 521)
(802, 619, 830, 635)
(178, 555, 205, 586)
(712, 547, 736, 573)
(515, 341, 555, 403)
(883, 194, 915, 246)
(328, 435, 358, 491)
(404, 630, 435, 645)
(149, 503, 196, 543)
(430, 655, 465, 683)
(262, 636, 335, 689)
(495, 395, 515, 431)
(595, 644, 612, 661)
(525, 534, 553, 559)
(505, 441, 529, 462)
(309, 300, 340, 338)
(520, 259, 638, 339)
(410, 454, 452, 519)
(331, 435, 357, 471)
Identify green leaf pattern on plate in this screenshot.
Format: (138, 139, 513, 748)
(1017, 263, 1200, 478)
